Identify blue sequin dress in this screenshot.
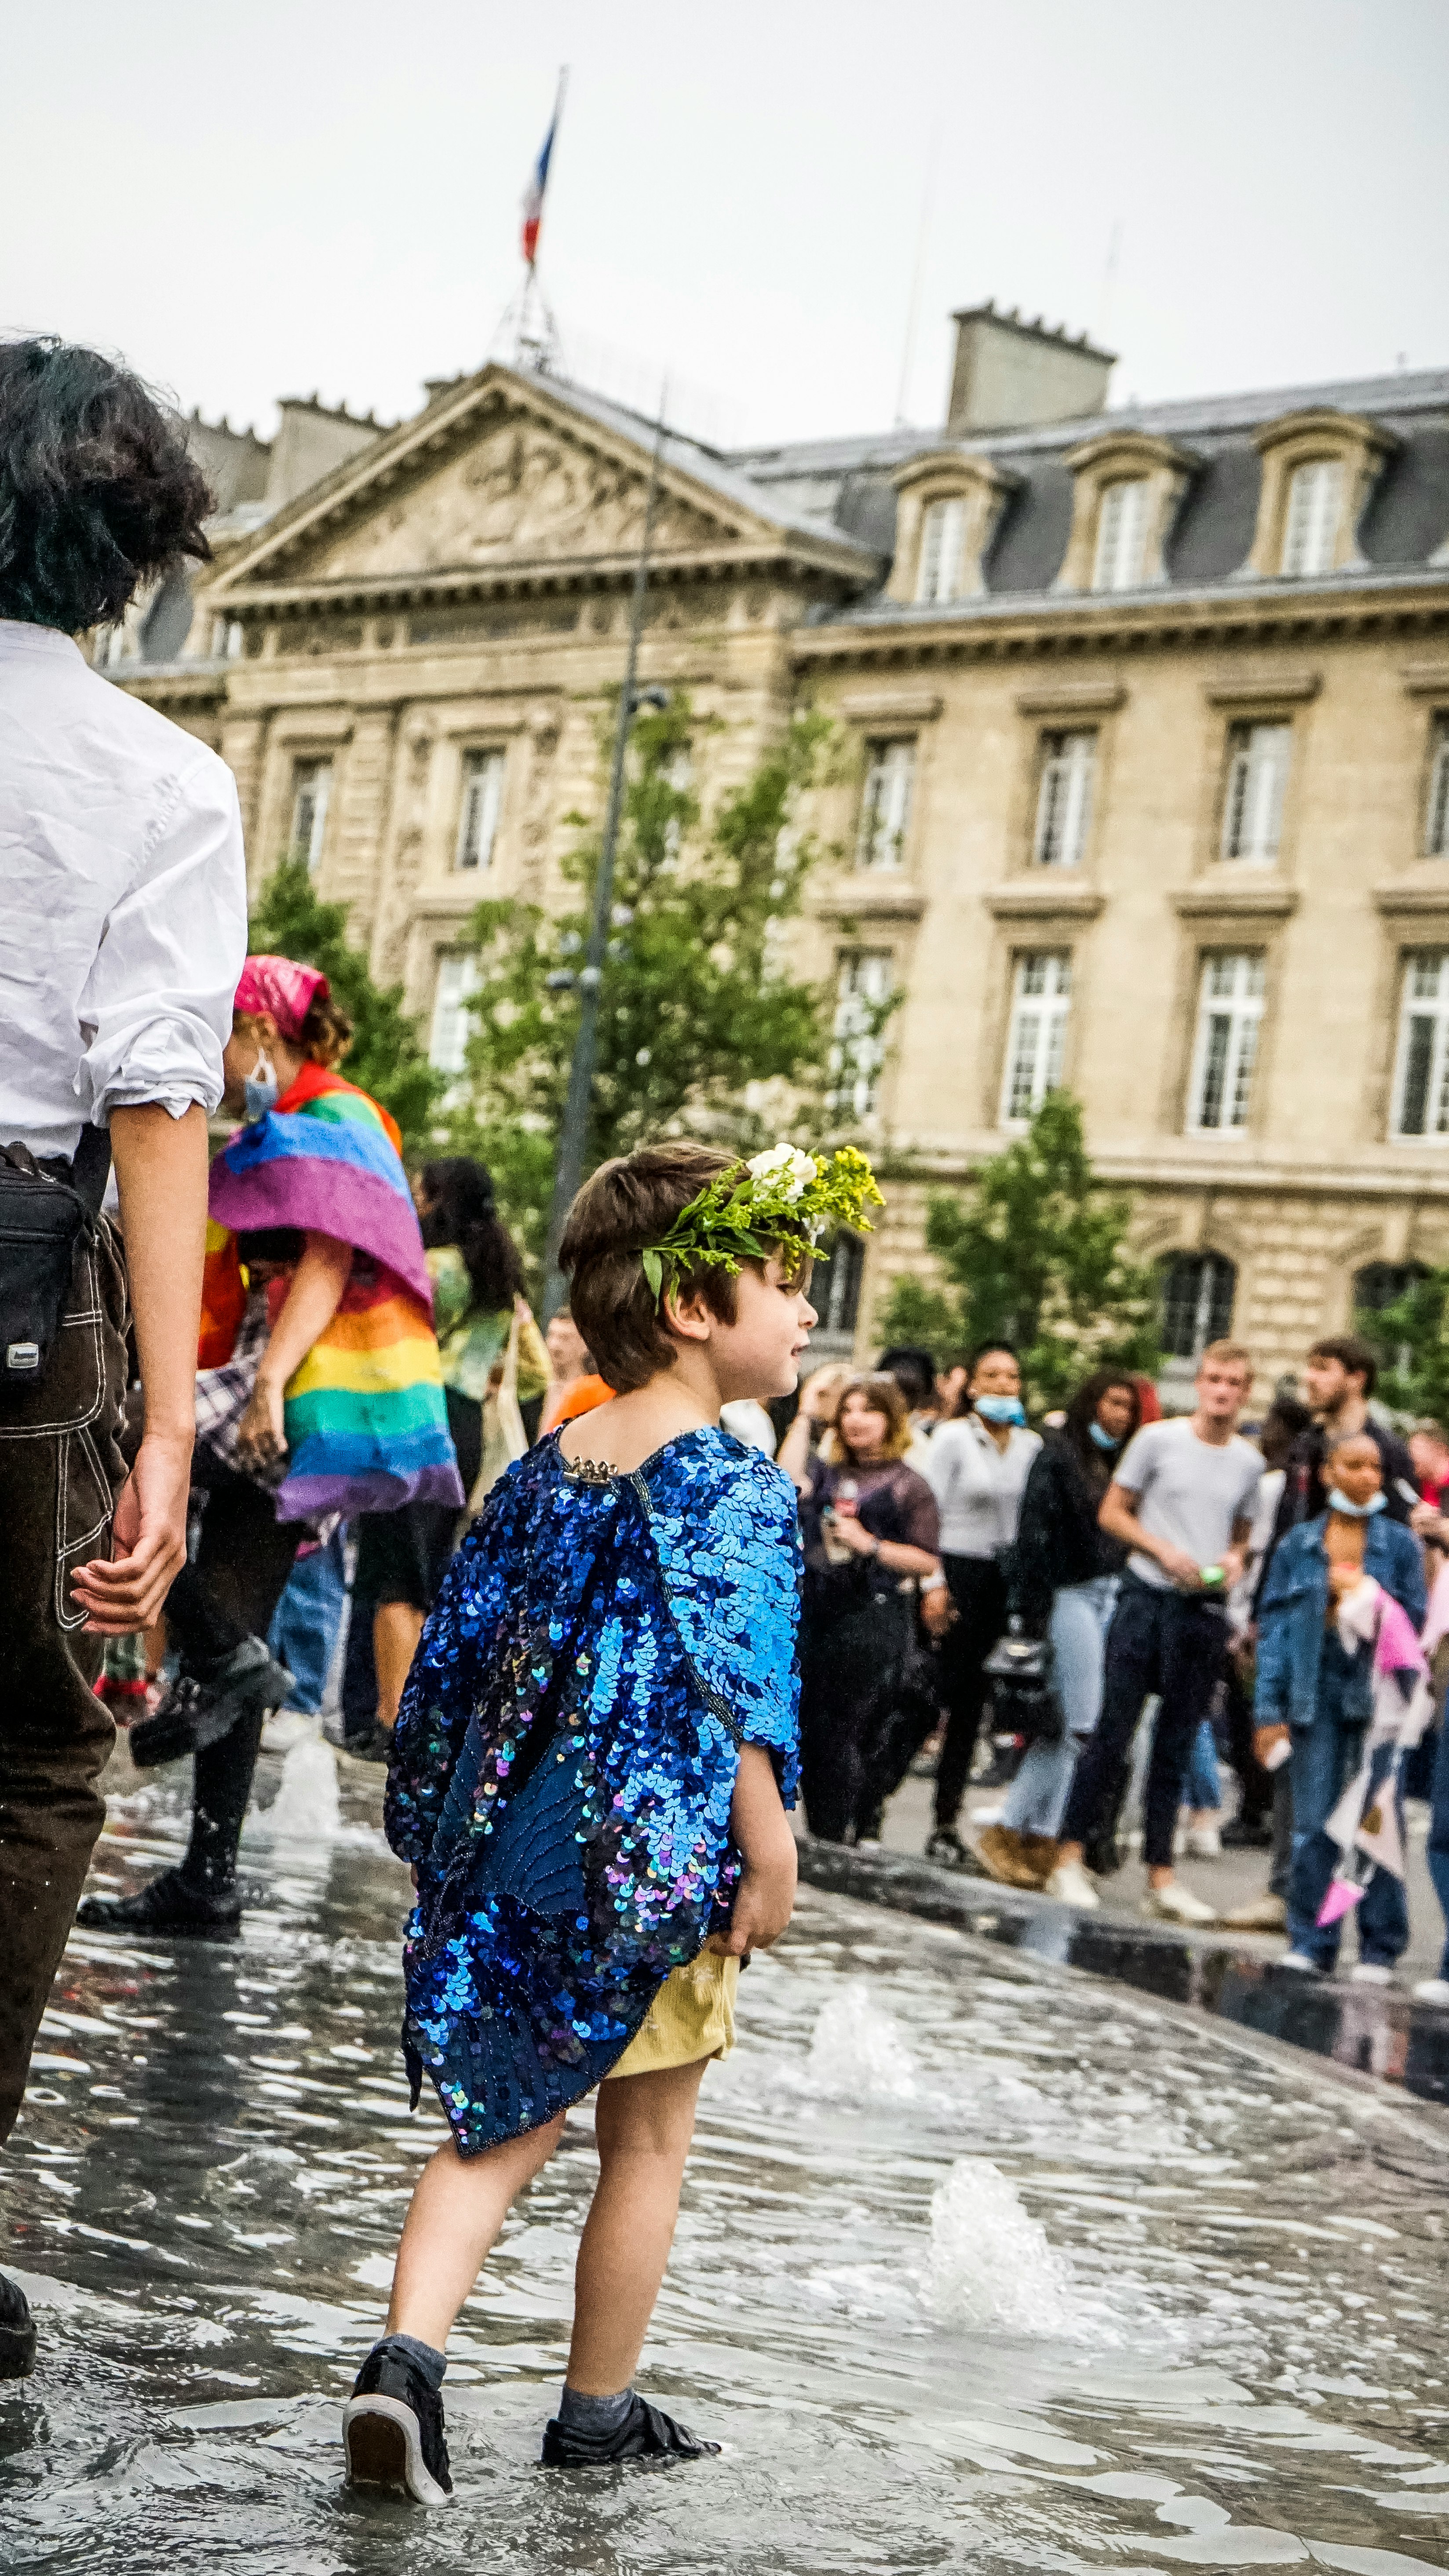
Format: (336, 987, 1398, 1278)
(386, 1427, 802, 2156)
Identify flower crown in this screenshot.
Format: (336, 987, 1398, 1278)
(640, 1143, 884, 1303)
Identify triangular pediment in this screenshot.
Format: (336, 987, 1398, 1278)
(209, 364, 871, 600)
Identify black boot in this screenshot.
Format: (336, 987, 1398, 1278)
(76, 1866, 241, 1939)
(540, 2392, 719, 2467)
(0, 2274, 36, 2382)
(344, 2340, 453, 2506)
(128, 1640, 293, 1771)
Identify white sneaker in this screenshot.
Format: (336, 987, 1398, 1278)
(1349, 1962, 1394, 1987)
(1142, 1881, 1217, 1927)
(1275, 1950, 1321, 1975)
(1184, 1824, 1222, 1861)
(1044, 1859, 1101, 1910)
(261, 1708, 321, 1754)
(1412, 1977, 1449, 2006)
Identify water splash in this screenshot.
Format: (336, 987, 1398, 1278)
(246, 1738, 341, 1843)
(926, 2156, 1083, 2338)
(807, 1979, 917, 2099)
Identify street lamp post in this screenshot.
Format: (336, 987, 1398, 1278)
(541, 400, 668, 1320)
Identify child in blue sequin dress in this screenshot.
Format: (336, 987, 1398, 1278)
(344, 1138, 882, 2501)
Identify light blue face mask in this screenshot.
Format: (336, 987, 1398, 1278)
(1088, 1421, 1121, 1452)
(243, 1050, 279, 1123)
(976, 1394, 1026, 1427)
(1327, 1486, 1386, 1519)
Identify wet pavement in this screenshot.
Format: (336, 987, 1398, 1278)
(4, 1739, 1449, 2573)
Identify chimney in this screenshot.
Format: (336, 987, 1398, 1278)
(945, 301, 1115, 435)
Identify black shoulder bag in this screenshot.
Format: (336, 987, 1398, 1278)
(0, 1127, 112, 1398)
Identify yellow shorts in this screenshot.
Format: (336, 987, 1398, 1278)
(603, 1949, 739, 2081)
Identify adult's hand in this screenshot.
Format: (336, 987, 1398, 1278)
(236, 1369, 287, 1467)
(920, 1584, 955, 1639)
(72, 1429, 192, 1635)
(1156, 1542, 1205, 1592)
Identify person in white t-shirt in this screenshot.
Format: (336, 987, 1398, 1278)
(1047, 1341, 1262, 1927)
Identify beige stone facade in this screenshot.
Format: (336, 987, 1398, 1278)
(113, 307, 1449, 1396)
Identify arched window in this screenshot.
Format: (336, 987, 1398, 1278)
(1159, 1252, 1236, 1362)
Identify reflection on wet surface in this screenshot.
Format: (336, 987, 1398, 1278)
(4, 1746, 1449, 2572)
(805, 1838, 1449, 2114)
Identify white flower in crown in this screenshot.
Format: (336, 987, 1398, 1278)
(745, 1142, 820, 1204)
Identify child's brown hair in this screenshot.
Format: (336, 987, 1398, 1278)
(559, 1142, 745, 1394)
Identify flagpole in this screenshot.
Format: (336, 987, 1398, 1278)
(542, 389, 668, 1320)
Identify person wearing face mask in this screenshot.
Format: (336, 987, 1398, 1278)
(1253, 1429, 1426, 1981)
(976, 1371, 1142, 1890)
(80, 955, 462, 1937)
(918, 1344, 1041, 1868)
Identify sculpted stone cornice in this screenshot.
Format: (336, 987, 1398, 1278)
(200, 544, 855, 619)
(789, 574, 1449, 670)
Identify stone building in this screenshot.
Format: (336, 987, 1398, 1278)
(111, 305, 1449, 1391)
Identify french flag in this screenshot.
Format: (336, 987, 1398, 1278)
(521, 80, 565, 268)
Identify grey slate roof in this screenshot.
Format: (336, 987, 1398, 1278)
(725, 366, 1449, 614)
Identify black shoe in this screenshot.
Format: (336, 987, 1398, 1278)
(344, 2341, 453, 2505)
(0, 2274, 36, 2382)
(76, 1866, 242, 1940)
(343, 1725, 395, 1767)
(1221, 1816, 1274, 1851)
(926, 1827, 967, 1868)
(540, 2393, 719, 2468)
(1083, 1833, 1124, 1879)
(129, 1640, 294, 1771)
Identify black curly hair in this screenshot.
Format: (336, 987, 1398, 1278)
(0, 339, 214, 633)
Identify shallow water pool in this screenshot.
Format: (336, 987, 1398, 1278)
(4, 1747, 1449, 2573)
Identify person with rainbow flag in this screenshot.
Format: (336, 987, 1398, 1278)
(80, 955, 462, 1938)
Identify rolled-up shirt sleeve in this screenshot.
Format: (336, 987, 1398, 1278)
(75, 753, 248, 1126)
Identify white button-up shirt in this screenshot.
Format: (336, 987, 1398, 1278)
(0, 620, 247, 1160)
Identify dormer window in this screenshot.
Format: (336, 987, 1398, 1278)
(887, 453, 1019, 608)
(1055, 432, 1197, 595)
(1092, 480, 1148, 591)
(916, 498, 966, 604)
(1247, 408, 1396, 582)
(1281, 460, 1343, 577)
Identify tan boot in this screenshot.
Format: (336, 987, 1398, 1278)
(976, 1824, 1042, 1889)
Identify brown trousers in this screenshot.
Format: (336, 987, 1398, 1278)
(0, 1222, 128, 2146)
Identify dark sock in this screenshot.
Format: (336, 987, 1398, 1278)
(559, 2383, 633, 2433)
(381, 2332, 446, 2390)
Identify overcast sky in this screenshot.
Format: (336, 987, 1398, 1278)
(6, 1, 1447, 454)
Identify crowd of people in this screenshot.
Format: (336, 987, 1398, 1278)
(786, 1325, 1449, 2002)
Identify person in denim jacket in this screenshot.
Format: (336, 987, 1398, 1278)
(1255, 1430, 1426, 1979)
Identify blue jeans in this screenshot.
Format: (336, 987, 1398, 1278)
(1427, 1712, 1449, 1981)
(1184, 1714, 1223, 1812)
(1003, 1576, 1118, 1839)
(266, 1526, 349, 1716)
(1286, 1638, 1409, 1970)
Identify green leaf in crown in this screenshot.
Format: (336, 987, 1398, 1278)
(641, 1142, 885, 1303)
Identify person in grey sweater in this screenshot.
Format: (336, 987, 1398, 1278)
(919, 1344, 1040, 1866)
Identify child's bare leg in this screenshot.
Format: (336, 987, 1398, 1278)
(386, 2111, 565, 2349)
(566, 2059, 707, 2394)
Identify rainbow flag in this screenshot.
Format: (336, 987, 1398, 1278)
(207, 1064, 463, 1522)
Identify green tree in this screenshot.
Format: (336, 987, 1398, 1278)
(248, 859, 444, 1156)
(443, 698, 839, 1264)
(876, 1092, 1162, 1413)
(1358, 1270, 1449, 1419)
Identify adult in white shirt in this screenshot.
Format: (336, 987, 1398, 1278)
(919, 1343, 1041, 1866)
(0, 339, 246, 2379)
(1048, 1342, 1262, 1927)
